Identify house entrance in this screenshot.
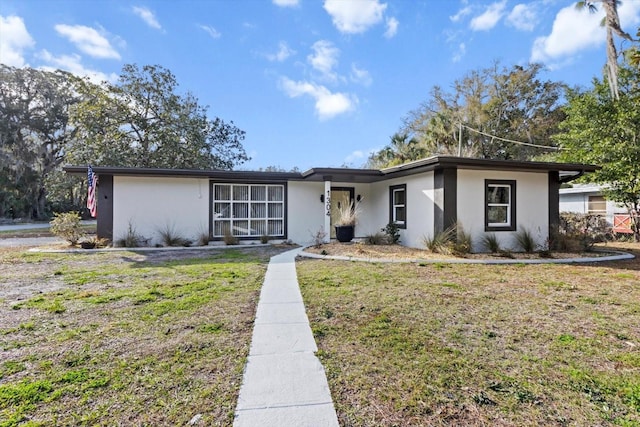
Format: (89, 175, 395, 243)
(330, 187, 354, 238)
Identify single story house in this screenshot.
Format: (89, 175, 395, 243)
(559, 184, 635, 234)
(64, 156, 598, 252)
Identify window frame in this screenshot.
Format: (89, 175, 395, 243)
(484, 179, 516, 232)
(389, 184, 407, 229)
(211, 183, 286, 239)
(587, 195, 607, 216)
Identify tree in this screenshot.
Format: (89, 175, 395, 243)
(0, 65, 82, 219)
(371, 63, 564, 166)
(555, 58, 640, 240)
(69, 64, 249, 170)
(366, 133, 426, 168)
(576, 1, 636, 100)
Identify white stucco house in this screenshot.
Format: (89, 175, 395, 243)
(559, 183, 635, 234)
(64, 156, 598, 252)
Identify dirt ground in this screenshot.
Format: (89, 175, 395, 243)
(303, 240, 635, 261)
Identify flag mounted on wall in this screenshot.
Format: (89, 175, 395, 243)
(87, 165, 98, 218)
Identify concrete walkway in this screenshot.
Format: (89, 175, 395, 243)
(234, 248, 339, 427)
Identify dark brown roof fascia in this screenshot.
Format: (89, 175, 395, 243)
(62, 166, 301, 182)
(380, 156, 599, 180)
(300, 167, 384, 183)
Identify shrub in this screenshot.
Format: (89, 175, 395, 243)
(114, 223, 148, 248)
(423, 225, 457, 255)
(514, 228, 536, 253)
(424, 223, 472, 255)
(157, 224, 191, 247)
(453, 226, 472, 255)
(364, 232, 387, 245)
(223, 229, 239, 245)
(310, 228, 327, 248)
(554, 212, 611, 251)
(382, 222, 401, 244)
(80, 237, 110, 249)
(50, 212, 84, 245)
(195, 230, 210, 246)
(260, 234, 270, 244)
(481, 233, 501, 253)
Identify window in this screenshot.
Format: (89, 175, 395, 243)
(389, 184, 406, 228)
(485, 180, 516, 231)
(212, 183, 285, 238)
(588, 195, 606, 215)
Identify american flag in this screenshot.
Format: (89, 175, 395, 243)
(87, 165, 98, 218)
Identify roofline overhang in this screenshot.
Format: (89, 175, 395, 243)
(63, 156, 599, 184)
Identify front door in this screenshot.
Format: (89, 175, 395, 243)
(330, 187, 354, 238)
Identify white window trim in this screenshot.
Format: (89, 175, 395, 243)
(212, 183, 285, 238)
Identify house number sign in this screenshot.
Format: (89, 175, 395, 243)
(325, 190, 331, 217)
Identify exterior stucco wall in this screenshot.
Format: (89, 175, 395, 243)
(370, 172, 435, 249)
(457, 169, 549, 252)
(287, 181, 325, 245)
(113, 176, 209, 245)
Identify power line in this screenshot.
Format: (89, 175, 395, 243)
(460, 124, 562, 151)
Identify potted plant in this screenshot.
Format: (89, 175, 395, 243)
(334, 200, 361, 243)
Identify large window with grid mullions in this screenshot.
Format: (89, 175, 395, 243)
(212, 184, 285, 238)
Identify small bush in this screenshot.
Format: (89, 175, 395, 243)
(423, 225, 457, 254)
(223, 229, 239, 245)
(453, 226, 472, 255)
(481, 233, 501, 253)
(196, 230, 210, 246)
(423, 223, 472, 255)
(310, 228, 327, 248)
(157, 224, 191, 247)
(260, 234, 270, 244)
(382, 222, 401, 244)
(80, 237, 110, 249)
(365, 232, 388, 245)
(114, 223, 148, 248)
(514, 228, 536, 253)
(554, 213, 611, 251)
(50, 212, 84, 245)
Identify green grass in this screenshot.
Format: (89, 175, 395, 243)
(297, 246, 640, 426)
(0, 246, 283, 426)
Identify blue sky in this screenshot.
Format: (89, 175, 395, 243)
(1, 0, 640, 171)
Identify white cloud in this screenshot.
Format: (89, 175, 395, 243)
(507, 4, 537, 32)
(307, 40, 339, 81)
(384, 17, 398, 38)
(470, 0, 507, 31)
(199, 24, 221, 39)
(273, 0, 299, 7)
(450, 5, 472, 23)
(530, 1, 640, 66)
(38, 49, 117, 83)
(350, 63, 372, 86)
(54, 24, 120, 60)
(266, 41, 295, 62)
(132, 6, 162, 30)
(279, 77, 356, 120)
(0, 15, 35, 67)
(323, 0, 387, 34)
(344, 147, 378, 165)
(452, 42, 466, 63)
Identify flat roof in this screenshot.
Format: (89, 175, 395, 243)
(64, 156, 599, 183)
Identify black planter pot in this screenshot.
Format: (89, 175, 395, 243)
(335, 225, 354, 243)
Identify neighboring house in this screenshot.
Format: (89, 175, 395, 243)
(64, 156, 597, 252)
(559, 184, 635, 234)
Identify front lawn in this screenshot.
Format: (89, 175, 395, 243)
(297, 242, 640, 426)
(0, 247, 283, 426)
